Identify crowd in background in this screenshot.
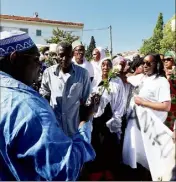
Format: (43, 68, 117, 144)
(0, 30, 175, 181)
(33, 40, 176, 181)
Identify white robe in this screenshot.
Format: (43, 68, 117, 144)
(92, 77, 125, 134)
(91, 47, 106, 90)
(123, 75, 171, 169)
(72, 57, 94, 78)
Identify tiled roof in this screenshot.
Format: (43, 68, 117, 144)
(0, 14, 84, 27)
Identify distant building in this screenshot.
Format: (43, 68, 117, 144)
(120, 50, 140, 61)
(0, 14, 84, 46)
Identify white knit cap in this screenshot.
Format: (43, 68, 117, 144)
(49, 43, 57, 53)
(0, 30, 35, 57)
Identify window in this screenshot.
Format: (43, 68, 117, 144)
(20, 28, 28, 33)
(36, 30, 42, 36)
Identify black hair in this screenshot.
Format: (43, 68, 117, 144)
(145, 53, 165, 77)
(116, 53, 122, 56)
(133, 54, 140, 60)
(130, 56, 144, 72)
(41, 46, 49, 55)
(57, 41, 72, 52)
(112, 55, 117, 60)
(102, 58, 113, 68)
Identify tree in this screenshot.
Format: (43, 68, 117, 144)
(140, 13, 164, 54)
(160, 15, 176, 54)
(139, 38, 155, 55)
(46, 28, 79, 44)
(152, 12, 164, 52)
(105, 47, 110, 57)
(85, 36, 96, 61)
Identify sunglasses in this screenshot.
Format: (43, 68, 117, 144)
(143, 61, 153, 67)
(164, 58, 173, 62)
(44, 53, 48, 56)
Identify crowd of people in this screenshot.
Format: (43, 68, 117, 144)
(0, 30, 175, 181)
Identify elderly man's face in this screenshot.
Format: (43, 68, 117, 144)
(92, 49, 101, 62)
(73, 45, 85, 62)
(21, 48, 41, 85)
(57, 45, 72, 69)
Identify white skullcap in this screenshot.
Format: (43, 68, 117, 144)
(49, 43, 57, 53)
(72, 40, 83, 50)
(0, 30, 35, 57)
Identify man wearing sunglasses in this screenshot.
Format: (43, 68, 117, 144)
(0, 30, 95, 181)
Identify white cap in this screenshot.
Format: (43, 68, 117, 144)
(49, 43, 57, 53)
(0, 30, 35, 57)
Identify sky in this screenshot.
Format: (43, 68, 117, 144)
(0, 0, 175, 53)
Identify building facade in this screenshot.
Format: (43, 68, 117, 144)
(0, 14, 84, 46)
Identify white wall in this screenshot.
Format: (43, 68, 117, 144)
(1, 20, 83, 45)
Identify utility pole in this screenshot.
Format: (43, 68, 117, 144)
(109, 25, 113, 58)
(81, 29, 84, 41)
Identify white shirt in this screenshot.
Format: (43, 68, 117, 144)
(127, 73, 145, 87)
(123, 75, 171, 169)
(92, 77, 125, 133)
(91, 61, 102, 89)
(138, 75, 171, 123)
(72, 57, 94, 78)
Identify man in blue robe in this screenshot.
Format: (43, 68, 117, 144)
(0, 30, 95, 181)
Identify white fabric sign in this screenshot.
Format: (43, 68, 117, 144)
(136, 106, 175, 181)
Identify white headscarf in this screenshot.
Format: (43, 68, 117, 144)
(49, 43, 57, 53)
(91, 57, 111, 90)
(95, 47, 106, 61)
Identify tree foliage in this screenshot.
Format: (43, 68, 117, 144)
(140, 13, 164, 54)
(140, 38, 155, 55)
(46, 28, 79, 44)
(85, 36, 96, 61)
(160, 15, 176, 53)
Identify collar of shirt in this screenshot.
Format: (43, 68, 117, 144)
(54, 63, 75, 76)
(58, 71, 71, 83)
(72, 57, 86, 66)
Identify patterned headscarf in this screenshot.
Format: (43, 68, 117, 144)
(112, 55, 127, 66)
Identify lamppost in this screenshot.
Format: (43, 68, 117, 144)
(108, 25, 113, 58)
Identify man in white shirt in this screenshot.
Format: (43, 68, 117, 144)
(72, 40, 94, 81)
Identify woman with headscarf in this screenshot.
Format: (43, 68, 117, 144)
(79, 58, 125, 181)
(91, 47, 106, 89)
(122, 54, 171, 180)
(112, 56, 133, 117)
(164, 51, 176, 130)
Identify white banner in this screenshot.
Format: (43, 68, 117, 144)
(136, 107, 175, 181)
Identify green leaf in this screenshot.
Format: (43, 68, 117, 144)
(46, 28, 79, 44)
